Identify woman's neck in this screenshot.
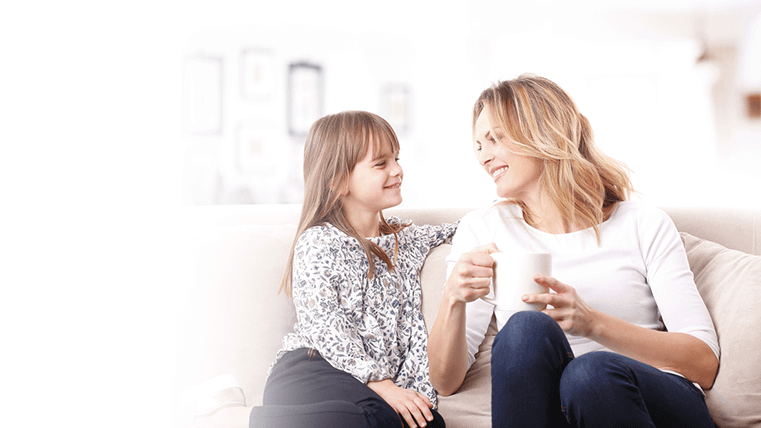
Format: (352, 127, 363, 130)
(522, 193, 584, 235)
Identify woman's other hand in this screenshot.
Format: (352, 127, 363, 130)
(367, 379, 433, 427)
(524, 274, 719, 389)
(445, 243, 500, 304)
(525, 275, 600, 337)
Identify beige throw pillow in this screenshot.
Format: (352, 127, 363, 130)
(680, 232, 761, 428)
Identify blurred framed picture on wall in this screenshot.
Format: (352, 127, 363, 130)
(380, 83, 412, 136)
(182, 53, 223, 135)
(287, 62, 323, 137)
(240, 48, 274, 100)
(235, 123, 278, 175)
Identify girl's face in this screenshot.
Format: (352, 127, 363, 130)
(341, 136, 403, 216)
(473, 104, 543, 201)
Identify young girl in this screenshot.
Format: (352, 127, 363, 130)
(249, 111, 455, 428)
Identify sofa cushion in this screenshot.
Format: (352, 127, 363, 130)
(420, 243, 491, 428)
(178, 223, 298, 413)
(436, 318, 495, 428)
(420, 244, 451, 331)
(680, 232, 761, 428)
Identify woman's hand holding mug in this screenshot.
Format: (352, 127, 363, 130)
(446, 243, 500, 304)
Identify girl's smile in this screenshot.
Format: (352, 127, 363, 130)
(342, 136, 404, 232)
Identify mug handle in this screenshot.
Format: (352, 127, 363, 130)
(480, 283, 497, 306)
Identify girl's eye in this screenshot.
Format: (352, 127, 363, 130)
(475, 143, 482, 152)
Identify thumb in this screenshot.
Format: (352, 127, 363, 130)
(473, 242, 500, 254)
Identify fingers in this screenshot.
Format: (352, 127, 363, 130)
(522, 276, 573, 306)
(399, 393, 434, 427)
(533, 274, 567, 293)
(472, 242, 500, 254)
(447, 250, 496, 302)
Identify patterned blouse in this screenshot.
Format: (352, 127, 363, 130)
(271, 217, 458, 406)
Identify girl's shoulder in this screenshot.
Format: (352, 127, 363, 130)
(296, 223, 360, 256)
(386, 216, 458, 239)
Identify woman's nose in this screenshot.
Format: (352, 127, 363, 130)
(476, 146, 492, 165)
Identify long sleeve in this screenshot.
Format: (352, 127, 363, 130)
(636, 206, 720, 360)
(271, 220, 455, 406)
(290, 232, 380, 383)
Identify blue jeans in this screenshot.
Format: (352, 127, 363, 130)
(491, 311, 715, 428)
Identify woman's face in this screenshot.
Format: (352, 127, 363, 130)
(473, 104, 543, 201)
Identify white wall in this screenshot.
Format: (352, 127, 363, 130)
(179, 0, 761, 209)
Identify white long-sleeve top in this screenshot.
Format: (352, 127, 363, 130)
(272, 217, 458, 406)
(447, 201, 720, 375)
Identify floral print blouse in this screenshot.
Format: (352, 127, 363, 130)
(271, 217, 458, 406)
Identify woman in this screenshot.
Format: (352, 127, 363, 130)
(427, 75, 719, 427)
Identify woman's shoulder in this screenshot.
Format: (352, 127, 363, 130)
(612, 200, 671, 225)
(461, 199, 522, 226)
(608, 201, 676, 240)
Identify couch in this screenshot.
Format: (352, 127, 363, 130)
(176, 204, 761, 428)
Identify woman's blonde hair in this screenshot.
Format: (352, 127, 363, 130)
(279, 111, 408, 296)
(473, 74, 633, 241)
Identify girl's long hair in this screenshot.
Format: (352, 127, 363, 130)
(473, 74, 633, 241)
(279, 111, 408, 297)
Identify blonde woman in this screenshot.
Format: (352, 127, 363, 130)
(427, 75, 719, 427)
(250, 111, 455, 427)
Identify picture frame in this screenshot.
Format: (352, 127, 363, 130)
(235, 123, 278, 175)
(240, 48, 275, 100)
(287, 62, 324, 137)
(380, 83, 412, 135)
(182, 53, 224, 135)
(747, 93, 761, 119)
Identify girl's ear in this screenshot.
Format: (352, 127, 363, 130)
(330, 179, 348, 196)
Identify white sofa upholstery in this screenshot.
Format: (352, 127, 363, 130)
(176, 204, 761, 428)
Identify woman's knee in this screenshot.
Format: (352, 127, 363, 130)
(559, 351, 637, 409)
(492, 311, 563, 358)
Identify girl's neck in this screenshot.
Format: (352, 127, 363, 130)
(345, 209, 381, 238)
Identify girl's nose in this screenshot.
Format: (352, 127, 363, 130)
(391, 159, 403, 176)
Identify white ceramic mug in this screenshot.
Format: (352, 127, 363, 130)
(481, 252, 552, 311)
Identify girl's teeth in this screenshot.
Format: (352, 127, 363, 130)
(493, 167, 508, 178)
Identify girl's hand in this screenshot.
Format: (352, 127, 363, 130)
(367, 379, 433, 427)
(524, 275, 600, 337)
(445, 243, 500, 304)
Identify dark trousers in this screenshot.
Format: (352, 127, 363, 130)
(250, 348, 446, 428)
(491, 311, 716, 428)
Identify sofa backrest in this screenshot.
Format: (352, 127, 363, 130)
(176, 203, 761, 416)
(182, 204, 761, 255)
